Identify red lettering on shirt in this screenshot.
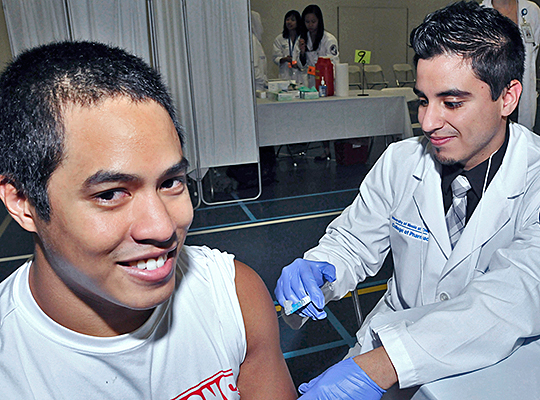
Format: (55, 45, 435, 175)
(172, 369, 239, 400)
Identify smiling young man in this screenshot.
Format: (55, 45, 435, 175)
(274, 2, 540, 399)
(0, 41, 296, 399)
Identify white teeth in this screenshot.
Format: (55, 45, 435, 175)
(130, 254, 167, 270)
(146, 258, 157, 271)
(156, 255, 166, 268)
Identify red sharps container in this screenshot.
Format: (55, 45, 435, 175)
(315, 57, 334, 96)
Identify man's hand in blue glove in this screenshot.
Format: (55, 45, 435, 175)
(298, 358, 386, 400)
(274, 259, 336, 319)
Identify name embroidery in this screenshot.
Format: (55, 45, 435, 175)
(172, 369, 239, 400)
(391, 216, 429, 242)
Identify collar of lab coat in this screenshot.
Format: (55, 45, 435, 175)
(412, 122, 528, 269)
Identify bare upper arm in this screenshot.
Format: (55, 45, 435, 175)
(234, 259, 298, 399)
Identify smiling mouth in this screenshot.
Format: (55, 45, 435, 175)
(120, 249, 176, 271)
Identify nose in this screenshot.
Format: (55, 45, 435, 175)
(130, 193, 176, 246)
(418, 102, 444, 134)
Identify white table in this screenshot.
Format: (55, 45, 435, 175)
(256, 88, 415, 147)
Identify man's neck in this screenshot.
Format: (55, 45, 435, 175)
(492, 0, 519, 24)
(493, 0, 517, 7)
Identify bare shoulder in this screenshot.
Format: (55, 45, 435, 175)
(234, 260, 298, 399)
(234, 260, 275, 315)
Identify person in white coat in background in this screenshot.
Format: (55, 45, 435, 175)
(272, 10, 303, 82)
(298, 4, 340, 160)
(275, 2, 540, 398)
(482, 0, 540, 130)
(251, 10, 267, 91)
(298, 4, 339, 79)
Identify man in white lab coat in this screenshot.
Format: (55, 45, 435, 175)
(275, 2, 540, 398)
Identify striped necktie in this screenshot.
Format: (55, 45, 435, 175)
(446, 175, 471, 249)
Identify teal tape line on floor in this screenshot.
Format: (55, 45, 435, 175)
(283, 340, 348, 359)
(325, 307, 357, 348)
(231, 192, 257, 221)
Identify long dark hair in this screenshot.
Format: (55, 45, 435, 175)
(301, 4, 324, 51)
(282, 10, 302, 39)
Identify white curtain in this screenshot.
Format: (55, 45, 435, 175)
(151, 0, 197, 174)
(3, 0, 69, 55)
(153, 0, 258, 170)
(66, 0, 151, 64)
(3, 0, 259, 173)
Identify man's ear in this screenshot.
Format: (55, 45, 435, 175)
(501, 79, 522, 117)
(0, 180, 38, 233)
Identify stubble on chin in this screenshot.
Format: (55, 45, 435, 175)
(432, 147, 458, 166)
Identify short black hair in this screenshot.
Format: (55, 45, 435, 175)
(0, 41, 183, 221)
(410, 1, 524, 100)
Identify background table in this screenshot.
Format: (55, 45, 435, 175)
(256, 88, 415, 147)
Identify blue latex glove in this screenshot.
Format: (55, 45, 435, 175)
(298, 358, 386, 400)
(274, 258, 336, 319)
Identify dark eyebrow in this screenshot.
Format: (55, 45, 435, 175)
(83, 157, 190, 188)
(161, 158, 190, 180)
(436, 89, 472, 98)
(83, 171, 140, 188)
(413, 87, 471, 98)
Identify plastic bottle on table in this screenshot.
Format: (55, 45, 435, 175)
(319, 76, 327, 97)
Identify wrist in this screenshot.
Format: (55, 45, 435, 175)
(353, 347, 398, 390)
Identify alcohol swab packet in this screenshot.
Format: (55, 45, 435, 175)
(283, 295, 311, 315)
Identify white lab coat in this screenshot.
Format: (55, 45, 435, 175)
(272, 34, 301, 81)
(298, 31, 339, 87)
(482, 0, 540, 130)
(305, 122, 540, 388)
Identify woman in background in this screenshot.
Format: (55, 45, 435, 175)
(272, 10, 303, 81)
(299, 4, 339, 86)
(299, 4, 340, 160)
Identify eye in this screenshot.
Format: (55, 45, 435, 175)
(93, 189, 129, 204)
(161, 175, 186, 192)
(444, 101, 463, 109)
(417, 98, 428, 107)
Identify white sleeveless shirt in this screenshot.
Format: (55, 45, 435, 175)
(0, 245, 246, 399)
